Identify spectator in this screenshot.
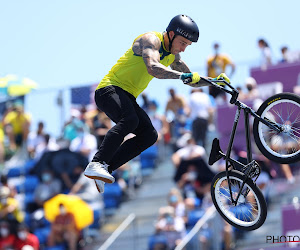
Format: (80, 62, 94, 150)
(3, 101, 31, 150)
(27, 121, 46, 159)
(187, 89, 214, 148)
(257, 38, 272, 68)
(280, 45, 300, 64)
(82, 108, 97, 132)
(63, 110, 85, 142)
(222, 221, 233, 250)
(0, 125, 5, 168)
(69, 126, 98, 162)
(0, 186, 24, 227)
(1, 101, 15, 157)
(256, 169, 271, 198)
(236, 86, 247, 101)
(280, 164, 295, 184)
(207, 42, 235, 102)
(0, 220, 16, 249)
(47, 203, 80, 250)
(51, 144, 88, 191)
(294, 85, 300, 96)
(30, 140, 87, 191)
(165, 88, 187, 119)
(33, 133, 59, 162)
(112, 161, 143, 198)
(27, 169, 62, 213)
(165, 88, 189, 150)
(279, 46, 290, 63)
(0, 175, 17, 198)
(176, 163, 213, 201)
(244, 77, 259, 101)
(172, 134, 206, 171)
(148, 101, 168, 143)
(167, 188, 187, 221)
(91, 110, 112, 148)
(155, 206, 186, 249)
(150, 239, 168, 250)
(13, 224, 39, 250)
(78, 105, 88, 123)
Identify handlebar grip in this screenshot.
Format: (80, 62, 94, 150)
(182, 77, 192, 84)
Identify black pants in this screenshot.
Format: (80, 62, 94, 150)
(92, 85, 158, 173)
(192, 117, 208, 147)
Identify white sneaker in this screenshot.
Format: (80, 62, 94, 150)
(84, 162, 115, 184)
(94, 179, 105, 193)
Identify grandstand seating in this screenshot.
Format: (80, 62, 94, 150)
(103, 182, 123, 209)
(15, 174, 39, 193)
(140, 144, 158, 176)
(34, 226, 51, 246)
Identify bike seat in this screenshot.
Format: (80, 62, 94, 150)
(209, 138, 224, 165)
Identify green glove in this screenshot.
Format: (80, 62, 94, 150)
(213, 73, 230, 86)
(180, 72, 201, 84)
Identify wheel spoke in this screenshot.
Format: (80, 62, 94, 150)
(291, 113, 300, 126)
(272, 108, 285, 124)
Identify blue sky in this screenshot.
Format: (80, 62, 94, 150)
(0, 0, 299, 136)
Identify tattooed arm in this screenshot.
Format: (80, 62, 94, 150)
(171, 54, 211, 87)
(170, 54, 190, 73)
(132, 33, 210, 86)
(132, 33, 182, 79)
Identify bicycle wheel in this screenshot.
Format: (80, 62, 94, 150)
(211, 170, 267, 231)
(253, 93, 300, 164)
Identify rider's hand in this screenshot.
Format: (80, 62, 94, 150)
(180, 72, 201, 84)
(213, 73, 230, 86)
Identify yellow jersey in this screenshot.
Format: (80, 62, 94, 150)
(4, 111, 31, 134)
(0, 197, 24, 222)
(96, 31, 175, 98)
(207, 54, 233, 78)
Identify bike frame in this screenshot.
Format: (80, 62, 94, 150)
(201, 78, 282, 205)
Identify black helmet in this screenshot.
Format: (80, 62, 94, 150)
(166, 14, 199, 42)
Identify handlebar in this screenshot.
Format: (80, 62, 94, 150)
(183, 77, 239, 104)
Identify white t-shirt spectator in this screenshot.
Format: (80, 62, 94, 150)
(69, 133, 97, 161)
(27, 132, 45, 152)
(176, 145, 206, 160)
(188, 91, 213, 120)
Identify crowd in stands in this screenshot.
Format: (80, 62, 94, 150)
(0, 38, 299, 250)
(0, 95, 155, 249)
(257, 38, 300, 68)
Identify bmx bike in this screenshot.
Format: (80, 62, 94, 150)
(184, 77, 300, 231)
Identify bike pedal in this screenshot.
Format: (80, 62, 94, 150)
(209, 138, 224, 165)
(242, 160, 261, 178)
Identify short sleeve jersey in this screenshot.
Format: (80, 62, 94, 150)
(96, 32, 175, 98)
(207, 54, 232, 78)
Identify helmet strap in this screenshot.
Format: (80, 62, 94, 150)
(167, 31, 176, 52)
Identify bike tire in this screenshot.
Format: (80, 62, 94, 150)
(253, 93, 300, 164)
(211, 170, 267, 231)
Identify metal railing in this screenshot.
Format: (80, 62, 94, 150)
(175, 205, 216, 250)
(96, 205, 219, 250)
(98, 213, 136, 250)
